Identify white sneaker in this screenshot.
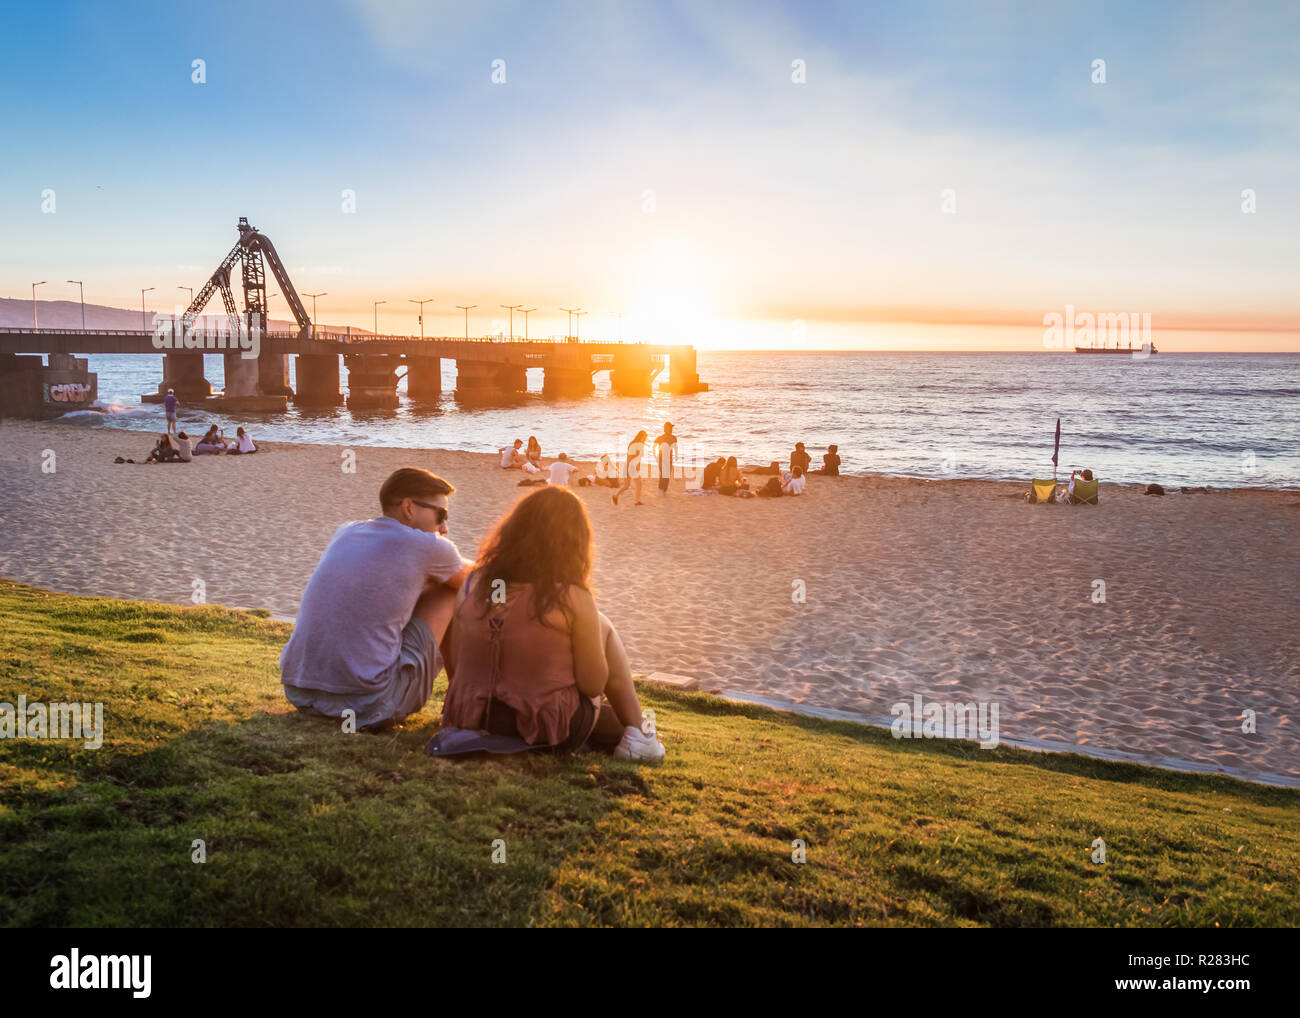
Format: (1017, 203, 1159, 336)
(613, 725, 665, 763)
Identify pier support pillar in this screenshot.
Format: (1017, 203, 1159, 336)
(294, 354, 343, 406)
(455, 359, 526, 399)
(663, 348, 708, 394)
(610, 348, 660, 397)
(542, 366, 595, 398)
(0, 354, 97, 420)
(223, 352, 260, 398)
(158, 352, 211, 400)
(405, 355, 442, 400)
(258, 353, 293, 397)
(344, 354, 400, 410)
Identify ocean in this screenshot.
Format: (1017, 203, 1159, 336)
(40, 350, 1300, 490)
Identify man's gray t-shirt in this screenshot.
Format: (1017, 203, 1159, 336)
(280, 516, 464, 694)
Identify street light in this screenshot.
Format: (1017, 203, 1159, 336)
(31, 281, 46, 329)
(559, 306, 581, 341)
(518, 306, 536, 341)
(456, 305, 477, 341)
(409, 297, 434, 341)
(500, 304, 522, 341)
(68, 280, 85, 330)
(141, 287, 155, 331)
(573, 310, 587, 342)
(374, 299, 387, 337)
(302, 292, 327, 337)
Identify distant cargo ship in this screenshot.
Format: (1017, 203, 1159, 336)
(1073, 341, 1158, 355)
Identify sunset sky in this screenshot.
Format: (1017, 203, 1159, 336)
(1, 0, 1296, 350)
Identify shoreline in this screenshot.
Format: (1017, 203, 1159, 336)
(3, 418, 1298, 787)
(42, 407, 1300, 494)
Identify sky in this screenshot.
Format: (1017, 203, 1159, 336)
(0, 0, 1297, 350)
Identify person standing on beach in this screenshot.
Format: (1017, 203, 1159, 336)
(280, 467, 472, 732)
(653, 422, 677, 495)
(163, 389, 178, 436)
(613, 430, 649, 506)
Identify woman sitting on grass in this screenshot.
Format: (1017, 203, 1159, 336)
(442, 486, 665, 761)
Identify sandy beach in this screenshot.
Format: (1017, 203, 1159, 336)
(1, 419, 1297, 785)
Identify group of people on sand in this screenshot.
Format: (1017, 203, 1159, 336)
(137, 425, 257, 464)
(611, 423, 678, 505)
(121, 388, 259, 464)
(280, 467, 666, 763)
(604, 425, 839, 504)
(498, 435, 579, 487)
(697, 442, 838, 498)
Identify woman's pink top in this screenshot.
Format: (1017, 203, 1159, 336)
(442, 578, 591, 746)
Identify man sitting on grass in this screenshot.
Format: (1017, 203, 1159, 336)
(280, 467, 471, 732)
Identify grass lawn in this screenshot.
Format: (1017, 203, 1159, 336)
(1, 578, 1297, 927)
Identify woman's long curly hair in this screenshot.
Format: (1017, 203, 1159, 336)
(475, 486, 595, 630)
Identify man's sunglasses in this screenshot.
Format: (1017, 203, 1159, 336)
(411, 500, 449, 524)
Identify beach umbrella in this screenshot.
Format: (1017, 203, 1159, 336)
(1051, 417, 1060, 471)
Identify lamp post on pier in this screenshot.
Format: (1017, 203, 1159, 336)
(409, 297, 434, 341)
(573, 310, 587, 341)
(518, 306, 536, 341)
(374, 299, 387, 337)
(31, 281, 46, 329)
(456, 305, 477, 340)
(141, 287, 154, 331)
(559, 306, 580, 342)
(500, 304, 522, 341)
(302, 292, 326, 337)
(68, 280, 85, 330)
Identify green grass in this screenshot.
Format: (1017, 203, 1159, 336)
(1, 578, 1297, 927)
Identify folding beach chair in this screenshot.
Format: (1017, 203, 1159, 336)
(1026, 478, 1058, 504)
(1066, 477, 1099, 505)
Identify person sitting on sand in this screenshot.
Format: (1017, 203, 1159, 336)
(194, 425, 226, 455)
(526, 436, 543, 468)
(1066, 468, 1099, 504)
(594, 451, 621, 488)
(813, 445, 841, 476)
(750, 460, 782, 475)
(790, 442, 812, 474)
(499, 439, 524, 469)
(145, 433, 181, 463)
(718, 456, 748, 495)
(782, 465, 806, 495)
(548, 452, 578, 487)
(174, 430, 193, 462)
(701, 456, 726, 490)
(280, 467, 472, 732)
(613, 430, 649, 506)
(442, 486, 665, 761)
(225, 427, 256, 455)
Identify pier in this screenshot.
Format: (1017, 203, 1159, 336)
(0, 218, 708, 419)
